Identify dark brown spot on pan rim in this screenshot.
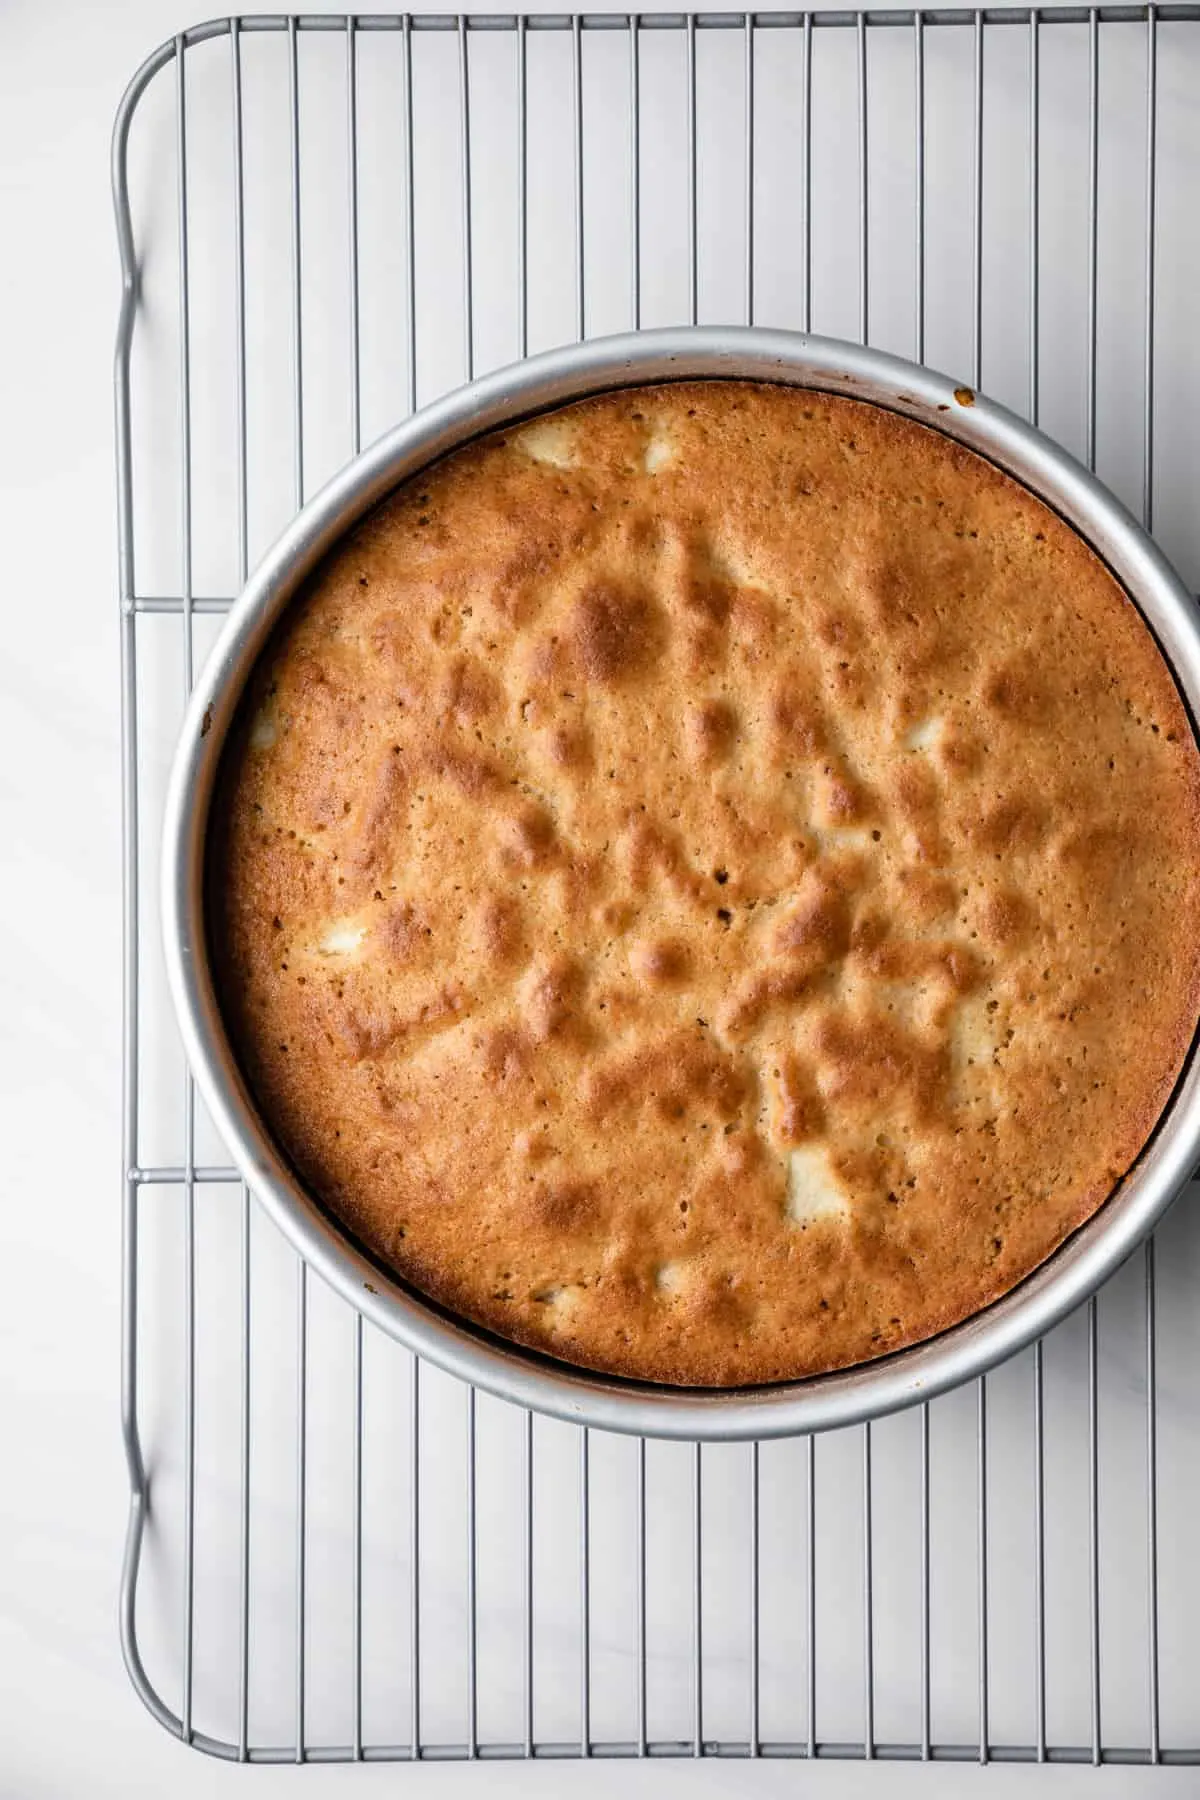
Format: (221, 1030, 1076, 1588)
(200, 704, 214, 738)
(954, 386, 976, 408)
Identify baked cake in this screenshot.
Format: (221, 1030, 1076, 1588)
(210, 381, 1200, 1386)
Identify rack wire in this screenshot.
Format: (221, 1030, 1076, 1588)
(116, 7, 1200, 1765)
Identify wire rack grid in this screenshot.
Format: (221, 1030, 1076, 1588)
(116, 6, 1200, 1768)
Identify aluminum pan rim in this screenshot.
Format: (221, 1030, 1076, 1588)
(161, 326, 1200, 1441)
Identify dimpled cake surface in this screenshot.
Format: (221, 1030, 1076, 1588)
(211, 380, 1200, 1386)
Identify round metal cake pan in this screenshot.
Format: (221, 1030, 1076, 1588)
(161, 326, 1200, 1441)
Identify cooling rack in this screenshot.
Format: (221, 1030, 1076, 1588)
(115, 7, 1200, 1765)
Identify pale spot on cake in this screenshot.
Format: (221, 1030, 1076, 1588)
(951, 993, 1001, 1071)
(707, 539, 775, 593)
(904, 714, 945, 753)
(249, 706, 278, 750)
(785, 1145, 851, 1228)
(811, 825, 875, 853)
(879, 978, 939, 1032)
(516, 417, 578, 468)
(316, 920, 366, 957)
(643, 432, 677, 474)
(531, 1283, 580, 1322)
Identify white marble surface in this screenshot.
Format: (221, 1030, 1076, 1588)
(4, 0, 1200, 1795)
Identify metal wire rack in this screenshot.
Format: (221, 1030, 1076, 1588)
(116, 7, 1200, 1766)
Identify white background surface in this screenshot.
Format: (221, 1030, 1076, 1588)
(2, 1, 1199, 1796)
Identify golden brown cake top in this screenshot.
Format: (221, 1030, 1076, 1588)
(212, 381, 1200, 1386)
